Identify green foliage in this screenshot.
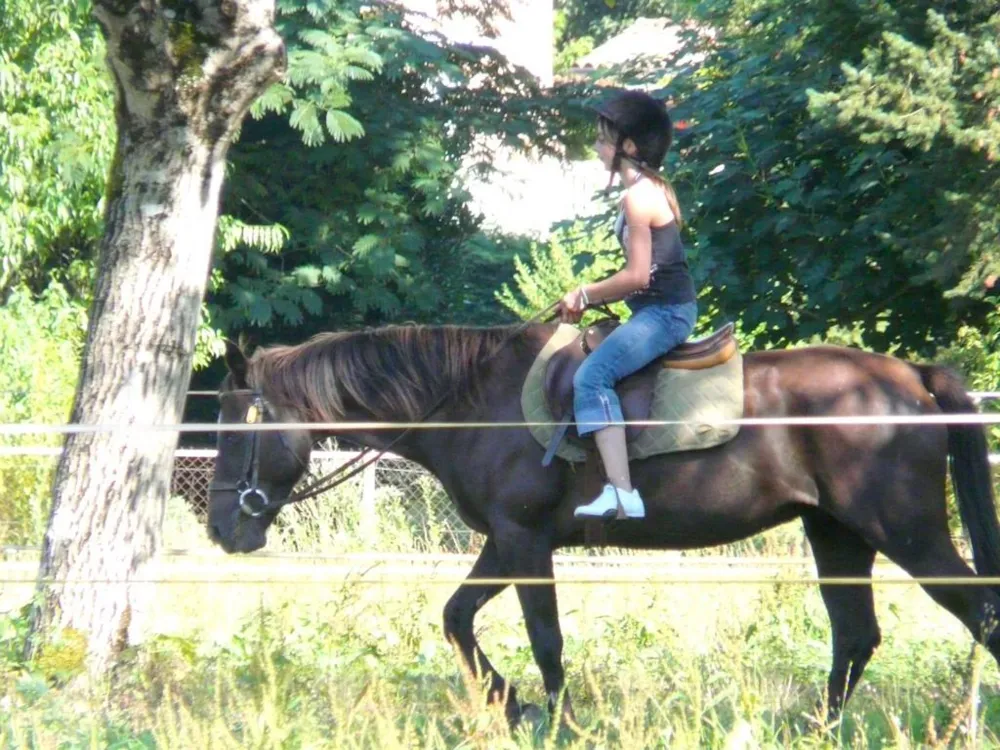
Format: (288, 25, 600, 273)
(496, 222, 630, 322)
(660, 0, 999, 354)
(807, 8, 1000, 300)
(554, 0, 700, 73)
(3, 564, 1000, 746)
(0, 1, 273, 370)
(212, 0, 575, 336)
(0, 284, 85, 545)
(494, 219, 772, 353)
(0, 0, 114, 298)
(553, 7, 595, 74)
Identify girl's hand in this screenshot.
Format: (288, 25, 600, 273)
(558, 288, 586, 323)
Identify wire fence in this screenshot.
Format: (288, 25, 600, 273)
(2, 444, 998, 558)
(0, 447, 480, 554)
(169, 448, 478, 550)
(1, 392, 998, 555)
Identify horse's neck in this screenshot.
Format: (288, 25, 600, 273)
(319, 324, 541, 460)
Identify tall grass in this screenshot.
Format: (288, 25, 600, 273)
(267, 470, 482, 555)
(3, 564, 1000, 748)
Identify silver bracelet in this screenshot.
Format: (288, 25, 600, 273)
(579, 286, 590, 306)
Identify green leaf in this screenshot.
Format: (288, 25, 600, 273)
(353, 234, 379, 255)
(289, 100, 324, 146)
(248, 297, 272, 326)
(250, 83, 294, 118)
(356, 203, 378, 225)
(325, 109, 365, 143)
(293, 266, 322, 286)
(272, 297, 303, 325)
(299, 288, 323, 315)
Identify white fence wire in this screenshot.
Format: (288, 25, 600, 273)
(1, 390, 997, 554)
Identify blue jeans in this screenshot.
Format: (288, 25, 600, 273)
(574, 301, 698, 436)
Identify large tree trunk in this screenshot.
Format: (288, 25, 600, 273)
(25, 0, 284, 669)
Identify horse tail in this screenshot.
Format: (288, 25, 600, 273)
(918, 364, 1000, 579)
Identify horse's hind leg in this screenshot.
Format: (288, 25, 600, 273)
(855, 471, 1000, 662)
(882, 529, 1000, 659)
(442, 536, 521, 723)
(802, 511, 881, 719)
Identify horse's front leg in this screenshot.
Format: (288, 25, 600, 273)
(442, 536, 523, 724)
(495, 519, 575, 728)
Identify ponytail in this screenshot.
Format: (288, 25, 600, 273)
(639, 166, 683, 229)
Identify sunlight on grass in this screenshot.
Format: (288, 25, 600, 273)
(3, 564, 1000, 748)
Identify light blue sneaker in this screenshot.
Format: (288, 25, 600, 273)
(574, 484, 646, 519)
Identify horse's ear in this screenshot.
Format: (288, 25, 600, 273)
(224, 339, 249, 389)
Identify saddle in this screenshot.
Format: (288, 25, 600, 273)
(540, 321, 738, 466)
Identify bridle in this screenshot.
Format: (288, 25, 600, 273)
(208, 392, 278, 518)
(208, 391, 385, 518)
(210, 299, 570, 519)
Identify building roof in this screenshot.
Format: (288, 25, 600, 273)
(571, 17, 710, 75)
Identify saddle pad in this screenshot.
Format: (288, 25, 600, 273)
(522, 325, 588, 462)
(521, 324, 744, 463)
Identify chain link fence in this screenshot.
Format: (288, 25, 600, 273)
(0, 447, 482, 553)
(171, 448, 482, 554)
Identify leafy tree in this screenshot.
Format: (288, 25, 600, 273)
(1, 0, 589, 352)
(553, 0, 700, 74)
(0, 0, 113, 297)
(0, 1, 261, 369)
(211, 0, 577, 339)
(658, 0, 999, 353)
(807, 8, 1000, 300)
(26, 0, 284, 671)
(510, 0, 997, 362)
(496, 222, 627, 322)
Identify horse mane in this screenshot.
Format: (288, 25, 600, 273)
(245, 324, 527, 422)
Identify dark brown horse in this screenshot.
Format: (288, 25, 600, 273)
(207, 323, 1000, 725)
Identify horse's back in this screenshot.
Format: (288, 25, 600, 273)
(742, 345, 936, 418)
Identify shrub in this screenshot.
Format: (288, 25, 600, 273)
(0, 283, 85, 545)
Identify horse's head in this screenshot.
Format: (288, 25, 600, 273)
(208, 341, 312, 553)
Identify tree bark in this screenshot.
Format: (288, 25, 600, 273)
(25, 0, 284, 670)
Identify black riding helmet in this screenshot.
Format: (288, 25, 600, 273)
(592, 90, 673, 172)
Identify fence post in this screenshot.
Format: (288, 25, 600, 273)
(360, 461, 378, 537)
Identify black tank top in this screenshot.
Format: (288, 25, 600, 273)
(614, 204, 696, 309)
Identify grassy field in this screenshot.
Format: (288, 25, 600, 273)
(3, 545, 1000, 749)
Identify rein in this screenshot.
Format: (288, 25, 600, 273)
(285, 446, 377, 504)
(216, 299, 567, 518)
